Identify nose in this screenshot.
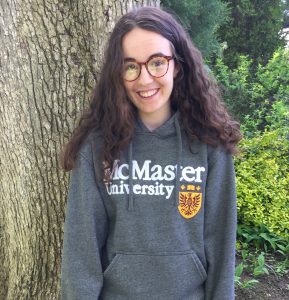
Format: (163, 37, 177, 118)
(137, 64, 154, 84)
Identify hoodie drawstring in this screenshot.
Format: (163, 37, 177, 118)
(174, 117, 183, 206)
(128, 141, 134, 211)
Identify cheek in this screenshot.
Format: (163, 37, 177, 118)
(160, 75, 175, 91)
(123, 83, 132, 98)
(123, 81, 133, 93)
(123, 83, 136, 103)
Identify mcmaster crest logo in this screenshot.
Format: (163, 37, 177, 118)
(178, 185, 202, 219)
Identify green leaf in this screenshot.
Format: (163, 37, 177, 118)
(260, 233, 276, 250)
(257, 253, 265, 266)
(235, 263, 244, 277)
(253, 266, 264, 276)
(242, 279, 259, 289)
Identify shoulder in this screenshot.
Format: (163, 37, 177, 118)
(206, 144, 235, 177)
(78, 129, 103, 164)
(208, 143, 232, 160)
(207, 143, 230, 157)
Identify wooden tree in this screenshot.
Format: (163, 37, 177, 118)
(0, 0, 159, 299)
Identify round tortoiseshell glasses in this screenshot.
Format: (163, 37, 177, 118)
(123, 55, 174, 82)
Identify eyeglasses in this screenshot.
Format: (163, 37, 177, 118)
(123, 55, 174, 82)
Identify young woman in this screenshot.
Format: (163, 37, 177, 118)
(61, 6, 242, 300)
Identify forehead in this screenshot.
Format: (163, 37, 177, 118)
(122, 28, 172, 60)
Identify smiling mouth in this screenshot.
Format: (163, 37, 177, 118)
(137, 89, 159, 98)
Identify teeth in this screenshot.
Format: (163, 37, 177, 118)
(139, 89, 158, 98)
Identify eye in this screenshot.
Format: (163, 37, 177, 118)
(149, 57, 166, 68)
(124, 62, 138, 72)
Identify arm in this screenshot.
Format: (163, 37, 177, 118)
(61, 150, 108, 300)
(204, 147, 237, 300)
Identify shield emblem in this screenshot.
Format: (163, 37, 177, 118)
(178, 192, 202, 219)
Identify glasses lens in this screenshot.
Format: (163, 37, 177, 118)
(123, 62, 139, 81)
(147, 56, 168, 77)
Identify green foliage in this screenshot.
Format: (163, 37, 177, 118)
(235, 262, 259, 288)
(253, 253, 269, 276)
(235, 131, 289, 237)
(275, 259, 289, 275)
(213, 48, 289, 130)
(213, 33, 289, 249)
(235, 225, 289, 289)
(160, 0, 229, 59)
(237, 224, 289, 255)
(218, 0, 286, 68)
(213, 54, 254, 121)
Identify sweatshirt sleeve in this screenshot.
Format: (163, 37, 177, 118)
(204, 147, 237, 300)
(61, 150, 108, 300)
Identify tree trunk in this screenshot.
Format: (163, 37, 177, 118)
(0, 0, 160, 299)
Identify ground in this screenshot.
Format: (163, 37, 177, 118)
(235, 255, 289, 300)
(236, 272, 289, 299)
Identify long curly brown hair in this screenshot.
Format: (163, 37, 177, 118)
(61, 7, 242, 172)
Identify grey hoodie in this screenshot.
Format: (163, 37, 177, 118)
(61, 112, 237, 300)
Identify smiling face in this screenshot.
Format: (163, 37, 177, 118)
(122, 28, 178, 130)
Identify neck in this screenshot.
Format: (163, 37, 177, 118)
(139, 108, 172, 131)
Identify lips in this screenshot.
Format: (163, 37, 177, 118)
(137, 88, 159, 98)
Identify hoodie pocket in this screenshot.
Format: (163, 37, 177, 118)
(102, 250, 207, 298)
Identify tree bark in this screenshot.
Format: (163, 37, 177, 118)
(0, 0, 160, 299)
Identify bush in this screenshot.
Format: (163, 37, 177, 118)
(235, 130, 289, 237)
(213, 48, 289, 237)
(213, 48, 289, 135)
(213, 54, 254, 122)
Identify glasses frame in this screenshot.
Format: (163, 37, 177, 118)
(123, 55, 174, 82)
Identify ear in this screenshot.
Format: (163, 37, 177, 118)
(173, 63, 180, 78)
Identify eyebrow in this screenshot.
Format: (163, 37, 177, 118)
(123, 52, 168, 62)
